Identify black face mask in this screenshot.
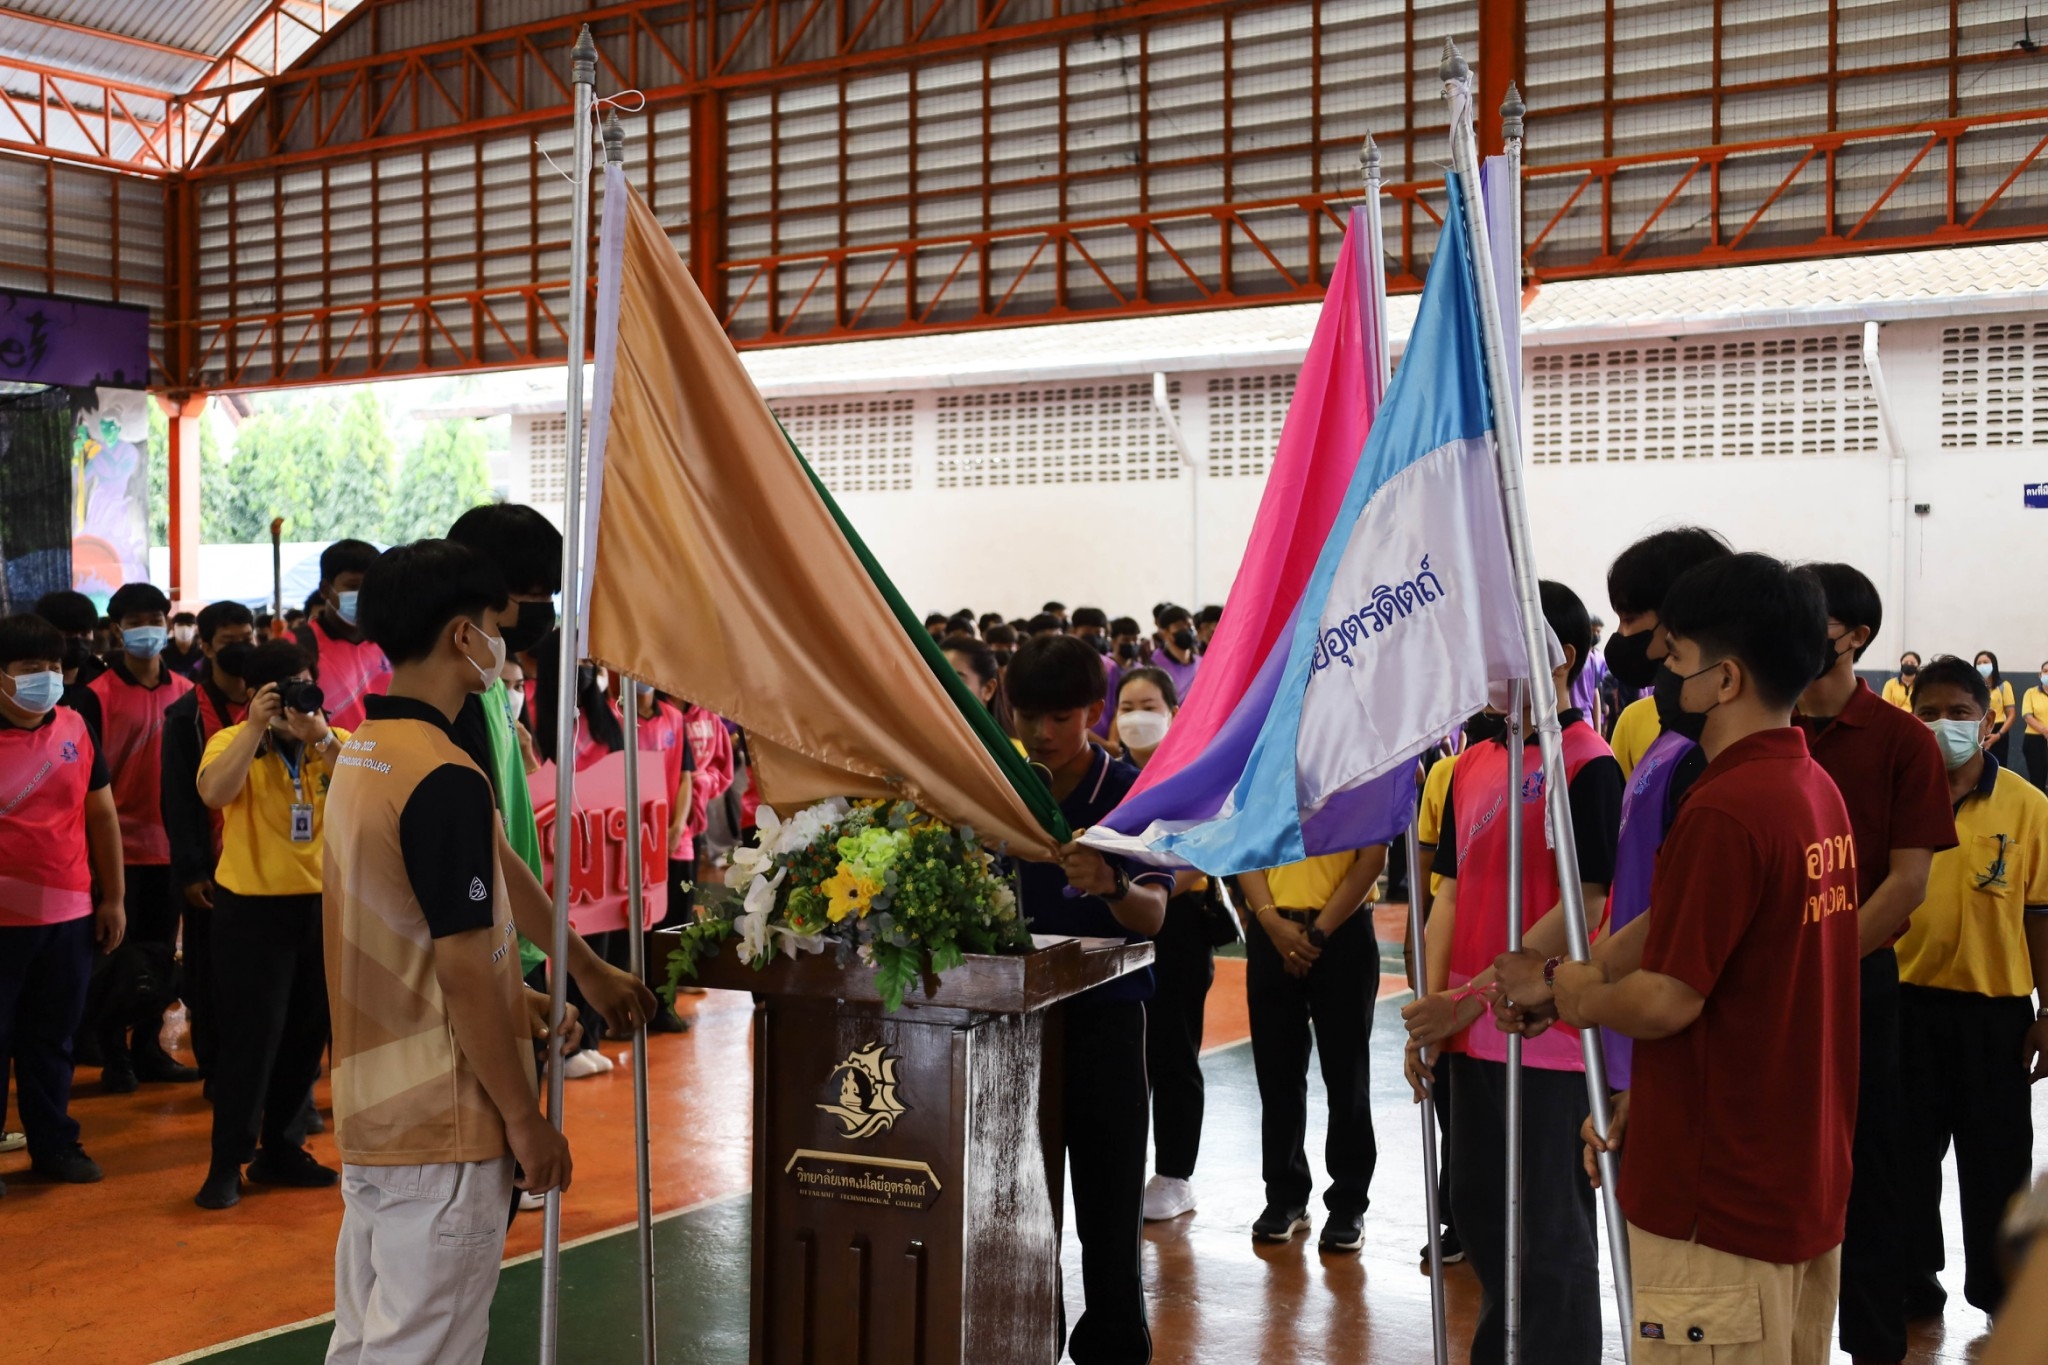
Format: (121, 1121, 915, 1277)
(1462, 712, 1508, 745)
(1115, 641, 1138, 663)
(61, 637, 96, 672)
(214, 641, 255, 680)
(502, 600, 555, 656)
(992, 649, 1013, 669)
(1171, 628, 1197, 653)
(1604, 628, 1658, 690)
(1898, 664, 1918, 680)
(1653, 663, 1711, 743)
(1086, 634, 1110, 656)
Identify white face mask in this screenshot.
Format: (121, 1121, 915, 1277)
(1118, 708, 1171, 752)
(462, 621, 506, 690)
(505, 685, 525, 721)
(1927, 717, 1983, 771)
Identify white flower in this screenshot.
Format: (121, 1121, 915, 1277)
(772, 924, 828, 955)
(728, 842, 771, 880)
(753, 805, 784, 851)
(733, 869, 785, 964)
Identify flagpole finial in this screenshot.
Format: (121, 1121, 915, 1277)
(1360, 132, 1381, 186)
(1501, 81, 1526, 142)
(603, 109, 626, 165)
(1439, 37, 1469, 86)
(572, 24, 597, 85)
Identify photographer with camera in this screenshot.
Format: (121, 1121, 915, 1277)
(192, 640, 343, 1210)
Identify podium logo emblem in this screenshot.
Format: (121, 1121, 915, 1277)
(817, 1042, 907, 1140)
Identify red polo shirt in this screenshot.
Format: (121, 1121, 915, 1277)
(1621, 727, 1863, 1265)
(1795, 679, 1956, 944)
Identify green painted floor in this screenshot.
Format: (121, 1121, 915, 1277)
(201, 1196, 754, 1364)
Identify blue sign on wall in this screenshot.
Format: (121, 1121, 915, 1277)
(2026, 482, 2048, 509)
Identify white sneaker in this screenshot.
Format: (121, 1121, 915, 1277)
(562, 1049, 608, 1080)
(591, 1049, 615, 1073)
(0, 1131, 24, 1154)
(1142, 1175, 1196, 1221)
(518, 1190, 546, 1213)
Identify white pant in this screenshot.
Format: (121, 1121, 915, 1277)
(326, 1156, 516, 1365)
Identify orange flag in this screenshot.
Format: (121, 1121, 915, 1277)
(579, 170, 1066, 861)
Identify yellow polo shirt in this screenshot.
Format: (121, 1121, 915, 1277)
(201, 722, 348, 898)
(1262, 850, 1380, 911)
(1987, 680, 2015, 727)
(1895, 763, 2048, 998)
(1415, 755, 1456, 896)
(1610, 695, 1660, 778)
(1881, 677, 1913, 710)
(2023, 686, 2048, 736)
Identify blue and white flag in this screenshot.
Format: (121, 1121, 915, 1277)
(1086, 172, 1530, 875)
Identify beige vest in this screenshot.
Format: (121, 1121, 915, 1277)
(321, 713, 532, 1166)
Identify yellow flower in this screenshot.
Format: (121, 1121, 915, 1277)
(822, 863, 883, 923)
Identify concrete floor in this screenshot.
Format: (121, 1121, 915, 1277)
(7, 943, 2040, 1363)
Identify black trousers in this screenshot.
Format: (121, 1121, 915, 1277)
(1145, 894, 1214, 1181)
(2023, 734, 2047, 795)
(1898, 983, 2035, 1316)
(123, 862, 180, 949)
(0, 916, 94, 1160)
(208, 890, 329, 1166)
(658, 854, 697, 930)
(1840, 949, 1908, 1362)
(1433, 1047, 1457, 1237)
(184, 900, 218, 1074)
(1057, 1000, 1152, 1365)
(1447, 1053, 1601, 1365)
(1245, 909, 1377, 1216)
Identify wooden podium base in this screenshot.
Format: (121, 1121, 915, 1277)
(671, 935, 1151, 1365)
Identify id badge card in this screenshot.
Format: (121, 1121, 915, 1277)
(290, 803, 315, 843)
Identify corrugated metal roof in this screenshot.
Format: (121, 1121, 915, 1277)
(0, 0, 361, 96)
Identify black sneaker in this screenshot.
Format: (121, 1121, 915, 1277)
(101, 1056, 139, 1094)
(195, 1163, 243, 1209)
(1420, 1229, 1468, 1265)
(648, 1007, 692, 1035)
(1901, 1276, 1946, 1322)
(1252, 1205, 1311, 1242)
(1319, 1211, 1365, 1254)
(247, 1145, 339, 1189)
(31, 1145, 103, 1183)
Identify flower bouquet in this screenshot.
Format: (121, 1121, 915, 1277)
(662, 798, 1033, 1012)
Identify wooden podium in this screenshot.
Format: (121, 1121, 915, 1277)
(677, 935, 1153, 1365)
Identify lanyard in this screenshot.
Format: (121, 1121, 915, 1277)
(278, 740, 306, 803)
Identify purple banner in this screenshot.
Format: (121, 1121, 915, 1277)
(0, 288, 150, 390)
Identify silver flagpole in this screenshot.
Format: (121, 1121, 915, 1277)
(620, 676, 658, 1363)
(1369, 132, 1448, 1365)
(607, 114, 657, 1364)
(542, 24, 598, 1365)
(1504, 679, 1526, 1365)
(1440, 38, 1635, 1358)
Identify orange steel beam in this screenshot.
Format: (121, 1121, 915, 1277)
(0, 5, 212, 63)
(179, 97, 2048, 390)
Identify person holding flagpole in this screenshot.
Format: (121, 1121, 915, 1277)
(1550, 553, 1862, 1365)
(1402, 581, 1622, 1365)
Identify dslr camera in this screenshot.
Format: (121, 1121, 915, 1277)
(277, 680, 325, 715)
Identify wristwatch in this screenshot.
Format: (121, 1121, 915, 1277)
(1543, 955, 1564, 985)
(1305, 926, 1328, 949)
(1106, 863, 1131, 902)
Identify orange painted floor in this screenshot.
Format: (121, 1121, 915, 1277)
(7, 941, 2039, 1364)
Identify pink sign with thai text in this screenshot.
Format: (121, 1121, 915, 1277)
(529, 749, 668, 935)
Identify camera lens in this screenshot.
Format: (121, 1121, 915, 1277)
(280, 680, 325, 714)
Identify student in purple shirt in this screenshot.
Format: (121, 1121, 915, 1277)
(1071, 607, 1121, 737)
(1493, 527, 1732, 1090)
(1153, 605, 1200, 703)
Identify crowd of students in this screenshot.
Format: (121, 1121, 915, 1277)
(3, 530, 2044, 1365)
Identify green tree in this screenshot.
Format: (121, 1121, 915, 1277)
(147, 399, 236, 547)
(331, 389, 397, 540)
(386, 418, 494, 543)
